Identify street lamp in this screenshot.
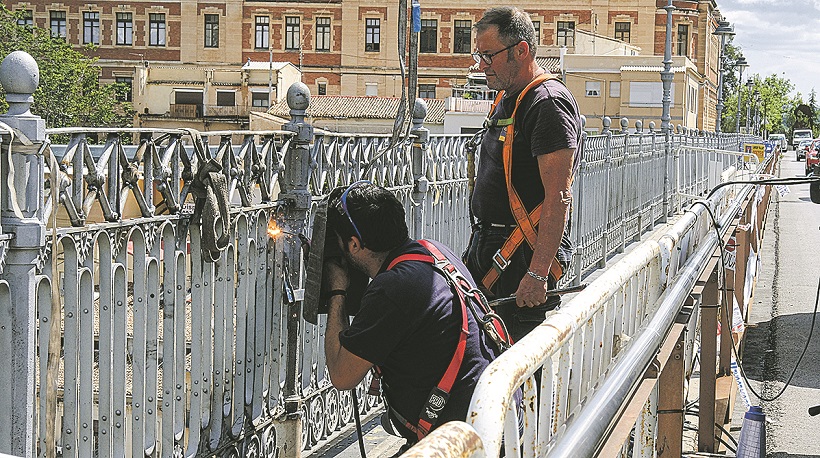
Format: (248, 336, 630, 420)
(753, 89, 760, 136)
(745, 78, 754, 134)
(660, 0, 675, 134)
(660, 0, 675, 221)
(734, 55, 748, 134)
(713, 20, 735, 132)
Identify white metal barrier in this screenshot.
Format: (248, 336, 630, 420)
(407, 148, 768, 457)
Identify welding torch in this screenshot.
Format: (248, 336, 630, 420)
(488, 283, 588, 308)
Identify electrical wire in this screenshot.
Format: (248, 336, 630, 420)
(687, 177, 820, 404)
(351, 390, 367, 458)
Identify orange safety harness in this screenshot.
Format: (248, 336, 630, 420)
(371, 239, 511, 441)
(480, 72, 565, 291)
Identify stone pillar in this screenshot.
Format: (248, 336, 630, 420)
(0, 50, 47, 458)
(410, 98, 429, 240)
(279, 82, 312, 458)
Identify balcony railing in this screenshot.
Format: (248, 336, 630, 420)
(169, 104, 269, 118)
(445, 97, 494, 113)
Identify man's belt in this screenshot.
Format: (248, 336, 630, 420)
(480, 207, 564, 291)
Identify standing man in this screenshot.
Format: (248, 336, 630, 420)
(322, 181, 505, 451)
(464, 7, 583, 341)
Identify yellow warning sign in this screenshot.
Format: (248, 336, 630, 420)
(743, 142, 765, 162)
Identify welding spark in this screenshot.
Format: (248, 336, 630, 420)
(267, 219, 283, 239)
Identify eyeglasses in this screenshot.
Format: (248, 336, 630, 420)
(471, 42, 520, 65)
(338, 180, 371, 244)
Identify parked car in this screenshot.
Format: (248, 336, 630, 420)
(769, 133, 787, 152)
(796, 139, 812, 161)
(807, 139, 820, 176)
(793, 129, 814, 151)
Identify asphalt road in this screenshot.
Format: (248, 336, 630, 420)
(734, 148, 820, 457)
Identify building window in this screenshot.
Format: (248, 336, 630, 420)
(83, 12, 100, 44)
(557, 21, 575, 47)
(285, 16, 300, 51)
(609, 81, 621, 98)
(676, 24, 689, 56)
(216, 91, 235, 107)
(251, 92, 269, 108)
(255, 16, 269, 49)
(418, 84, 436, 99)
(50, 11, 66, 38)
(420, 19, 437, 53)
(115, 77, 133, 102)
(585, 81, 601, 97)
(454, 20, 471, 54)
(149, 13, 166, 47)
(365, 18, 380, 52)
(365, 82, 378, 96)
(116, 13, 132, 45)
(204, 14, 219, 48)
(17, 10, 33, 27)
(614, 22, 630, 43)
(315, 17, 331, 51)
(532, 21, 541, 46)
(317, 82, 327, 95)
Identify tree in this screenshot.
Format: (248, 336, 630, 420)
(0, 6, 133, 130)
(718, 40, 744, 132)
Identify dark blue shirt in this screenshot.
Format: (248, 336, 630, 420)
(472, 78, 582, 224)
(339, 239, 501, 440)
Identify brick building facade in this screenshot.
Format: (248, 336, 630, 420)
(9, 0, 726, 131)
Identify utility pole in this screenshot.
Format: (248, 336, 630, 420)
(713, 21, 735, 133)
(734, 55, 748, 134)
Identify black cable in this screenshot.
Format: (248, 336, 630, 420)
(705, 175, 819, 200)
(687, 195, 820, 404)
(684, 403, 739, 447)
(351, 390, 367, 458)
(681, 423, 737, 453)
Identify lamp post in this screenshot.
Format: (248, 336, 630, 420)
(734, 55, 748, 133)
(660, 0, 675, 221)
(745, 78, 754, 134)
(753, 89, 760, 136)
(713, 20, 735, 132)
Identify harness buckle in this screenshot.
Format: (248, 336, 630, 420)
(492, 249, 510, 272)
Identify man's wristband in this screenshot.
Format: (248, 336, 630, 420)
(327, 289, 347, 299)
(526, 270, 550, 283)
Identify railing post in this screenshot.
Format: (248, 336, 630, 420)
(410, 98, 429, 240)
(634, 120, 644, 241)
(0, 51, 47, 457)
(572, 119, 587, 286)
(600, 117, 612, 268)
(619, 117, 629, 253)
(280, 82, 313, 458)
(648, 121, 658, 229)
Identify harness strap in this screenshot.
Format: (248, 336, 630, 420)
(480, 73, 565, 291)
(376, 240, 471, 440)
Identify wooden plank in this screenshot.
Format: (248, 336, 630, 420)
(597, 323, 686, 457)
(698, 266, 720, 453)
(656, 330, 685, 457)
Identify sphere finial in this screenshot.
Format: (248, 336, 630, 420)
(0, 51, 40, 116)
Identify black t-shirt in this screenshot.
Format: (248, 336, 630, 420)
(472, 77, 582, 224)
(339, 239, 501, 440)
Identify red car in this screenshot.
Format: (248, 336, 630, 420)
(807, 138, 820, 175)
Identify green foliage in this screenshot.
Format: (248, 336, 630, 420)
(0, 6, 133, 129)
(722, 61, 795, 135)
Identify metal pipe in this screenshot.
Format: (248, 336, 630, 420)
(545, 179, 755, 458)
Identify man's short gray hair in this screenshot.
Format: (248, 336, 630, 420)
(474, 7, 537, 54)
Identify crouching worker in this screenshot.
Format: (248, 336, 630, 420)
(322, 181, 509, 453)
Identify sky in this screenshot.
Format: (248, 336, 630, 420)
(718, 0, 820, 100)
